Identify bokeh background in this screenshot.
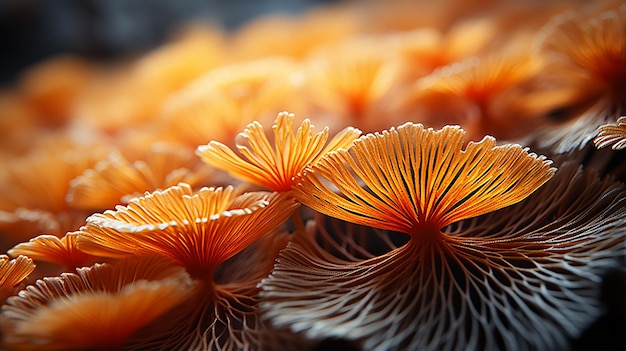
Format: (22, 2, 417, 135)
(0, 0, 336, 84)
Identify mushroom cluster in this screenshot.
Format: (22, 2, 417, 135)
(0, 0, 625, 350)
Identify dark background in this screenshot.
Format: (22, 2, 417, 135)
(0, 0, 337, 85)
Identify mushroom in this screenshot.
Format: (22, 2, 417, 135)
(259, 124, 626, 350)
(157, 57, 307, 149)
(0, 255, 35, 304)
(0, 143, 109, 252)
(8, 233, 97, 271)
(196, 111, 361, 193)
(595, 116, 626, 150)
(66, 142, 214, 211)
(391, 49, 544, 143)
(531, 4, 626, 153)
(1, 255, 192, 350)
(75, 183, 298, 349)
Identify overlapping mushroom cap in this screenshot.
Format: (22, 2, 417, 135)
(158, 57, 307, 148)
(0, 255, 35, 304)
(293, 123, 554, 234)
(303, 38, 401, 131)
(73, 183, 298, 350)
(595, 116, 626, 150)
(1, 1, 626, 350)
(8, 233, 96, 270)
(1, 255, 192, 350)
(256, 124, 626, 350)
(77, 183, 298, 279)
(196, 111, 361, 192)
(393, 51, 544, 142)
(532, 3, 626, 153)
(66, 143, 214, 211)
(0, 143, 108, 251)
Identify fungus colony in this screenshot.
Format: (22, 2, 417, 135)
(0, 0, 625, 350)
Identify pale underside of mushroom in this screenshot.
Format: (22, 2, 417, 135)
(259, 163, 626, 351)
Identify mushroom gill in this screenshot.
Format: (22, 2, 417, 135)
(1, 255, 192, 350)
(258, 125, 626, 350)
(75, 183, 298, 349)
(531, 4, 626, 153)
(595, 116, 626, 150)
(196, 111, 361, 193)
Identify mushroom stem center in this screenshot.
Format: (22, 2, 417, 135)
(411, 223, 444, 246)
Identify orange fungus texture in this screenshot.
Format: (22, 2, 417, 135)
(1, 1, 625, 350)
(295, 123, 555, 234)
